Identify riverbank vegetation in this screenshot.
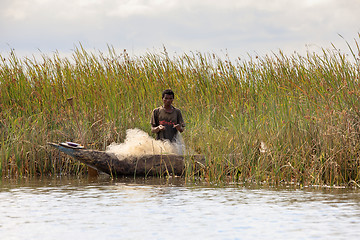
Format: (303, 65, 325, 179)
(1, 37, 360, 186)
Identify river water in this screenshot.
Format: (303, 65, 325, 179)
(1, 176, 359, 240)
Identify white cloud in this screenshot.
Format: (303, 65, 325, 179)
(106, 0, 178, 18)
(0, 0, 359, 59)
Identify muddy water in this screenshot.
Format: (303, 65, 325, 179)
(1, 176, 360, 240)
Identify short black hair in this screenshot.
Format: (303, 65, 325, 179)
(162, 89, 174, 99)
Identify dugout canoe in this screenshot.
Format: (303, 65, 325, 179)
(48, 142, 205, 177)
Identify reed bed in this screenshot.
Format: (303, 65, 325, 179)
(1, 38, 360, 186)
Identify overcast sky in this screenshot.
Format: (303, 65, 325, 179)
(1, 0, 359, 60)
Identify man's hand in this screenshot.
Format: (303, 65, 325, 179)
(151, 125, 165, 133)
(157, 125, 165, 131)
(173, 124, 183, 132)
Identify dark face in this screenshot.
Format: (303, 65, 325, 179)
(162, 94, 174, 108)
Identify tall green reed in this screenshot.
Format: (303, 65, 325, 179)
(1, 38, 360, 186)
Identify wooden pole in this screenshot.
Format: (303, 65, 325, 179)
(67, 97, 98, 177)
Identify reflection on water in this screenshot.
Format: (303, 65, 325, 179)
(1, 176, 360, 240)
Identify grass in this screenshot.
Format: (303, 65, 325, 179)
(1, 37, 360, 186)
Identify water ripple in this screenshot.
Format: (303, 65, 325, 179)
(1, 177, 360, 240)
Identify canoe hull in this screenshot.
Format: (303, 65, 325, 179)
(48, 143, 205, 177)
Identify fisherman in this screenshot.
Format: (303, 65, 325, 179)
(151, 89, 185, 142)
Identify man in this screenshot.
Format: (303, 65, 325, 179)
(151, 89, 185, 142)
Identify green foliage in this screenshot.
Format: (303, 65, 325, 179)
(1, 38, 360, 186)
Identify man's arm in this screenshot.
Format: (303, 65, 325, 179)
(175, 108, 185, 133)
(150, 108, 164, 133)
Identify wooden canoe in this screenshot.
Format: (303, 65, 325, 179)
(48, 142, 205, 177)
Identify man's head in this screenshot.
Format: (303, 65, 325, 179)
(162, 89, 174, 99)
(162, 89, 174, 108)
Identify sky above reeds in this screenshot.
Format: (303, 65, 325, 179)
(1, 0, 359, 59)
